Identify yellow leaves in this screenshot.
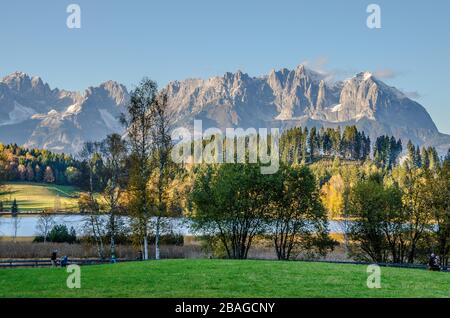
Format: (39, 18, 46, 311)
(164, 172, 195, 216)
(77, 192, 93, 213)
(118, 190, 132, 207)
(321, 174, 344, 219)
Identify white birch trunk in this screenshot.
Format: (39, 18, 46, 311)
(155, 216, 160, 260)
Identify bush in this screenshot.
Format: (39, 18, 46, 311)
(11, 198, 18, 215)
(199, 235, 228, 259)
(34, 224, 77, 243)
(148, 234, 184, 246)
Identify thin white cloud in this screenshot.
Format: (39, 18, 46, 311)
(403, 90, 421, 99)
(373, 69, 399, 79)
(301, 57, 356, 83)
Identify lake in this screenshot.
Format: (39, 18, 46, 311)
(0, 214, 345, 237)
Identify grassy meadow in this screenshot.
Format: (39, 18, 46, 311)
(0, 182, 80, 212)
(0, 259, 449, 298)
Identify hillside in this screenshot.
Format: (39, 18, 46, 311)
(0, 259, 449, 297)
(0, 182, 80, 212)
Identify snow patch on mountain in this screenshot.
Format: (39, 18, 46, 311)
(65, 103, 82, 115)
(0, 101, 36, 126)
(330, 104, 342, 112)
(99, 108, 122, 132)
(363, 72, 373, 81)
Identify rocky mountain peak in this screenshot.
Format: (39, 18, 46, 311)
(3, 71, 33, 92)
(97, 80, 129, 106)
(355, 71, 374, 81)
(296, 64, 306, 72)
(83, 81, 128, 109)
(2, 72, 54, 98)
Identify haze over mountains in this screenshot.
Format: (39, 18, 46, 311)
(0, 66, 449, 155)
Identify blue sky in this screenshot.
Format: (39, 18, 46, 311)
(0, 0, 449, 133)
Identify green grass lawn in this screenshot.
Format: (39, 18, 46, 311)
(0, 259, 449, 298)
(0, 182, 80, 212)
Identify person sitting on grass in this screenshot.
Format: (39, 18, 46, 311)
(51, 250, 58, 267)
(428, 253, 441, 271)
(60, 255, 68, 267)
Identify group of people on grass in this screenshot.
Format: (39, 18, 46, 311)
(50, 250, 68, 267)
(428, 253, 442, 271)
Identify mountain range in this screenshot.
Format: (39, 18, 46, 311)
(0, 66, 449, 155)
(0, 72, 128, 153)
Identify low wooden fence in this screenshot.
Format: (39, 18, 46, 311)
(0, 258, 135, 268)
(294, 258, 449, 272)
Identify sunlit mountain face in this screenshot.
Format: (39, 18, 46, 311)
(1, 66, 449, 155)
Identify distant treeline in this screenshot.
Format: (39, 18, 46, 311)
(0, 125, 444, 187)
(0, 143, 87, 187)
(280, 125, 445, 170)
(280, 126, 401, 166)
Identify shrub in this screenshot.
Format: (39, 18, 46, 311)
(148, 234, 184, 246)
(40, 224, 78, 243)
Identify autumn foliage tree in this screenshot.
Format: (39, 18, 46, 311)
(270, 164, 335, 260)
(43, 166, 55, 183)
(191, 163, 335, 260)
(190, 164, 273, 259)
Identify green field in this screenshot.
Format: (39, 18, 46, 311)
(0, 259, 449, 298)
(0, 182, 80, 212)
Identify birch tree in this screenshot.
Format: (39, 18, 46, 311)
(79, 142, 106, 259)
(101, 133, 127, 260)
(121, 78, 157, 260)
(36, 209, 56, 243)
(149, 91, 173, 260)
